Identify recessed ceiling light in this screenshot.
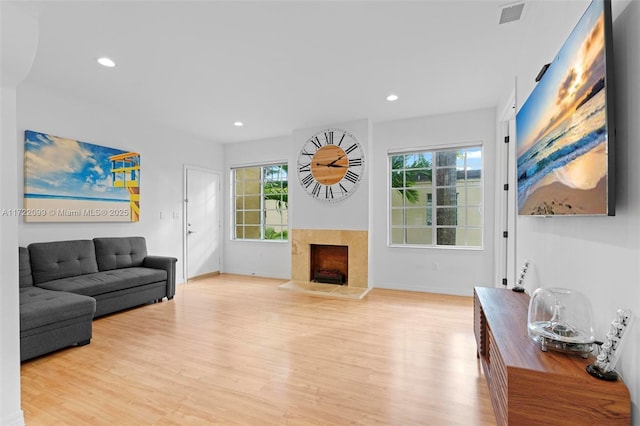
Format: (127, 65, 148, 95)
(233, 121, 244, 127)
(97, 57, 116, 68)
(386, 94, 399, 102)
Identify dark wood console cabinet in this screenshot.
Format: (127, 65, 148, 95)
(474, 286, 630, 425)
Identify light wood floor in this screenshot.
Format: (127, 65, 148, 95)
(21, 274, 497, 425)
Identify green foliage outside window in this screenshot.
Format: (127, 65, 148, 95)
(234, 164, 288, 241)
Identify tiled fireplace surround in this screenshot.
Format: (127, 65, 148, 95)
(290, 229, 368, 288)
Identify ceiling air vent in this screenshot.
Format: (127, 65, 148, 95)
(499, 2, 525, 25)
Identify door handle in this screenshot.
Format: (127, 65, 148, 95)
(188, 230, 197, 234)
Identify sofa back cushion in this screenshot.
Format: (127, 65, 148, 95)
(28, 240, 98, 284)
(93, 236, 147, 271)
(19, 247, 33, 288)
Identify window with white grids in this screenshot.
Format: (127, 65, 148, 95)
(390, 146, 482, 248)
(233, 164, 288, 241)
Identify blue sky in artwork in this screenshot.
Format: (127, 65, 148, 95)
(24, 130, 134, 200)
(516, 0, 605, 156)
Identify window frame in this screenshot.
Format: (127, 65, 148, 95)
(388, 142, 484, 249)
(231, 162, 288, 242)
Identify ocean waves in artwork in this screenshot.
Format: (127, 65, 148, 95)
(517, 93, 608, 211)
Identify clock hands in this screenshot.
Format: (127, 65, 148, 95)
(315, 163, 347, 168)
(327, 154, 344, 166)
(316, 154, 346, 168)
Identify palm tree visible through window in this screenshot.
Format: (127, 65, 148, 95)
(390, 146, 482, 247)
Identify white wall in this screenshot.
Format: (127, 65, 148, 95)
(16, 82, 224, 284)
(513, 1, 640, 422)
(372, 108, 497, 296)
(0, 2, 38, 424)
(0, 86, 26, 426)
(223, 135, 291, 279)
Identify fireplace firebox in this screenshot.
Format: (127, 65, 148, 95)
(310, 244, 348, 285)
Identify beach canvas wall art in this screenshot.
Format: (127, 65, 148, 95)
(516, 0, 611, 216)
(24, 130, 140, 222)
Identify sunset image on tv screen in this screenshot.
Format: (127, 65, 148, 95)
(516, 0, 610, 215)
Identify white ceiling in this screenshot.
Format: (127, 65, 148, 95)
(14, 0, 616, 143)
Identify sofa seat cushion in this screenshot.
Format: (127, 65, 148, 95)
(20, 287, 96, 331)
(36, 267, 167, 297)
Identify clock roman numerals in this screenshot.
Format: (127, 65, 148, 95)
(349, 158, 362, 167)
(300, 129, 359, 156)
(305, 131, 349, 150)
(311, 182, 321, 197)
(324, 131, 334, 145)
(298, 179, 360, 201)
(306, 182, 352, 199)
(301, 174, 314, 187)
(344, 143, 358, 155)
(298, 163, 311, 173)
(344, 170, 359, 184)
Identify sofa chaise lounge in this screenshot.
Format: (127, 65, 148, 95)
(19, 236, 177, 361)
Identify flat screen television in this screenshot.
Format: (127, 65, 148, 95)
(516, 0, 615, 216)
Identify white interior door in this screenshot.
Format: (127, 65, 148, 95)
(185, 166, 221, 280)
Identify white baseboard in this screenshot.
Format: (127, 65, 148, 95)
(372, 282, 473, 297)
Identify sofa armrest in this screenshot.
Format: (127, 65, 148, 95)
(143, 256, 178, 299)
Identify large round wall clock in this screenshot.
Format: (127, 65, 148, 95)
(297, 128, 365, 202)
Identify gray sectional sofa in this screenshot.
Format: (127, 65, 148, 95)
(19, 236, 177, 361)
